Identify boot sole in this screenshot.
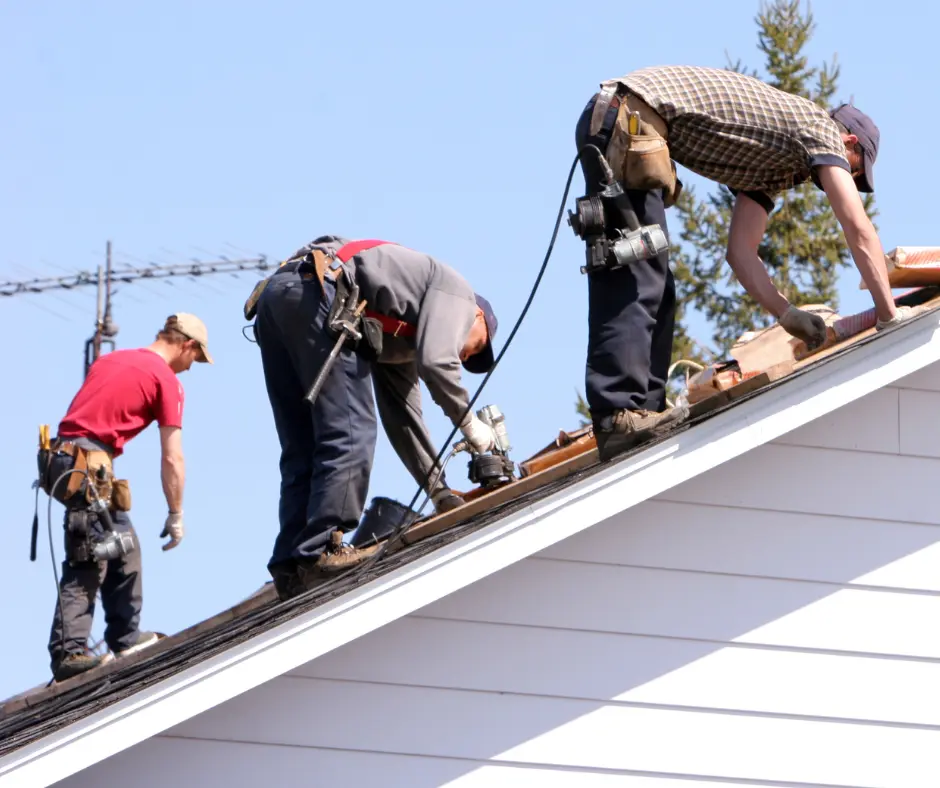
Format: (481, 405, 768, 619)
(597, 405, 690, 462)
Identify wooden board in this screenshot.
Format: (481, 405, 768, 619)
(520, 433, 596, 476)
(396, 362, 796, 552)
(391, 442, 599, 550)
(730, 307, 837, 375)
(687, 361, 794, 420)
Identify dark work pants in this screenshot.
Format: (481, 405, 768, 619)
(47, 505, 142, 668)
(574, 94, 677, 419)
(254, 270, 376, 574)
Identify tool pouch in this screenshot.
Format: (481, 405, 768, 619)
(358, 317, 384, 362)
(111, 479, 132, 512)
(44, 448, 80, 505)
(608, 100, 682, 207)
(81, 450, 114, 508)
(36, 447, 52, 496)
(243, 277, 270, 321)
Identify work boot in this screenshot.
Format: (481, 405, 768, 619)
(594, 404, 690, 462)
(296, 531, 380, 590)
(271, 564, 304, 601)
(117, 631, 161, 657)
(100, 631, 162, 666)
(52, 651, 103, 682)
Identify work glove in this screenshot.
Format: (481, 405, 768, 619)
(160, 511, 184, 551)
(778, 305, 828, 350)
(876, 305, 915, 332)
(460, 414, 497, 454)
(431, 488, 465, 514)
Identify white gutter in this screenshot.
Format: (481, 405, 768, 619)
(3, 313, 939, 788)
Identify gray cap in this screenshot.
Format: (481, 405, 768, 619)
(830, 103, 880, 193)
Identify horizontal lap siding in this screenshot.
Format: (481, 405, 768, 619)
(61, 736, 808, 788)
(64, 367, 940, 787)
(162, 678, 939, 787)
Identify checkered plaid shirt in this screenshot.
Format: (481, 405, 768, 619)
(602, 65, 851, 209)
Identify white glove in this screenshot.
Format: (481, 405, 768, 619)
(460, 414, 497, 454)
(160, 511, 184, 551)
(778, 305, 828, 349)
(876, 305, 914, 331)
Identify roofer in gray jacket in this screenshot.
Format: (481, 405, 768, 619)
(250, 236, 499, 600)
(574, 64, 914, 462)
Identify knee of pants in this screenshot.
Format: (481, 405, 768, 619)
(347, 413, 378, 471)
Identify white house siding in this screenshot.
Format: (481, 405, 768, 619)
(60, 363, 940, 788)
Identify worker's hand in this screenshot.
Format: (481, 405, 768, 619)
(431, 489, 465, 514)
(160, 511, 184, 551)
(876, 305, 915, 331)
(460, 414, 497, 454)
(778, 305, 828, 350)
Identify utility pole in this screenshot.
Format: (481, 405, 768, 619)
(83, 241, 119, 378)
(1, 244, 271, 376)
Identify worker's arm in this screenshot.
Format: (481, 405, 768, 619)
(413, 286, 478, 428)
(726, 193, 828, 347)
(159, 425, 185, 550)
(726, 193, 790, 318)
(372, 361, 450, 497)
(815, 164, 896, 323)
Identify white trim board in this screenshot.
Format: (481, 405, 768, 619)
(3, 313, 940, 788)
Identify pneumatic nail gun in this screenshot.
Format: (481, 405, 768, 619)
(453, 404, 516, 490)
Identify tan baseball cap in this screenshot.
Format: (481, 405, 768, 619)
(165, 313, 214, 364)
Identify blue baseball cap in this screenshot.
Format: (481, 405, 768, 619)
(830, 103, 880, 193)
(462, 294, 498, 375)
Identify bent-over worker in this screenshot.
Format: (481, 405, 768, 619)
(40, 314, 211, 681)
(575, 64, 912, 461)
(251, 236, 499, 600)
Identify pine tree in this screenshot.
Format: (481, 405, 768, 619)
(673, 0, 877, 355)
(573, 0, 876, 421)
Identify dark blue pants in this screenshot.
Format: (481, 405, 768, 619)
(575, 94, 677, 420)
(254, 269, 377, 574)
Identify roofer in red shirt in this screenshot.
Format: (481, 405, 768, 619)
(39, 313, 212, 682)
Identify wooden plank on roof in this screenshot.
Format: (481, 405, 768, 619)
(392, 441, 600, 550)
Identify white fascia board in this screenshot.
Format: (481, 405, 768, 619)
(4, 313, 940, 788)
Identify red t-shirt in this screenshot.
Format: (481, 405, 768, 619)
(58, 349, 184, 457)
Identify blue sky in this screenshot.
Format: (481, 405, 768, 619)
(2, 0, 937, 700)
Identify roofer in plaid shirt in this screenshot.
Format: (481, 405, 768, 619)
(575, 64, 913, 462)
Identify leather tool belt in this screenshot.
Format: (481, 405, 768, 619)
(243, 241, 418, 345)
(589, 82, 683, 208)
(37, 436, 131, 512)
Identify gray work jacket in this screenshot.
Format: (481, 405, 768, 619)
(291, 235, 478, 495)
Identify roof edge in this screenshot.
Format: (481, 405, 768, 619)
(4, 314, 940, 788)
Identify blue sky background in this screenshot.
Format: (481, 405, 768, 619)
(2, 0, 937, 700)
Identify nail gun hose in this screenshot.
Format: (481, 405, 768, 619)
(413, 447, 460, 518)
(352, 148, 587, 571)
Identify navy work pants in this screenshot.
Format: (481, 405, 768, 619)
(574, 93, 677, 420)
(254, 269, 376, 575)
